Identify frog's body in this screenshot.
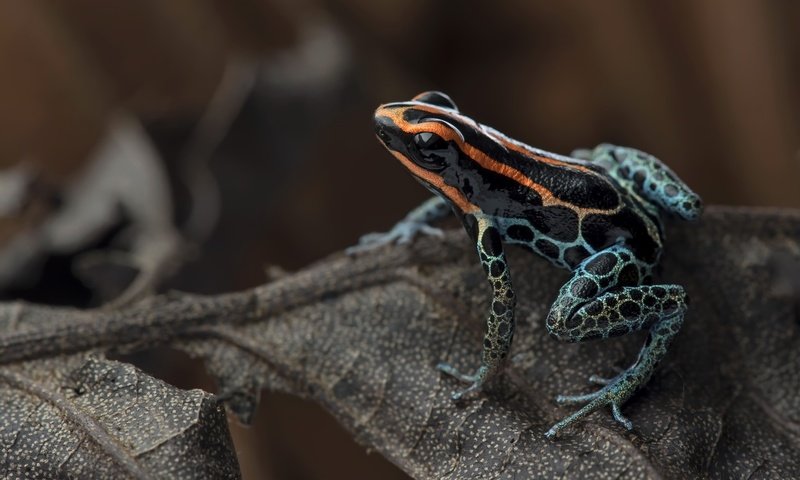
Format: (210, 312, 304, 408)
(351, 91, 702, 438)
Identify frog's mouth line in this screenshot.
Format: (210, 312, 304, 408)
(384, 147, 479, 215)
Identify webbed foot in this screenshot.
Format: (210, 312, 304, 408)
(436, 363, 490, 400)
(346, 220, 444, 255)
(545, 372, 639, 439)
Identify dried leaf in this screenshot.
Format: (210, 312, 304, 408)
(0, 355, 239, 479)
(1, 207, 799, 478)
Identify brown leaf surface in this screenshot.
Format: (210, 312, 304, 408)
(1, 207, 799, 479)
(0, 355, 239, 479)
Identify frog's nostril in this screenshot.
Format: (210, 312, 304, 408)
(376, 129, 391, 144)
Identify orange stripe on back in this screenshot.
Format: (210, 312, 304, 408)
(406, 104, 598, 175)
(376, 105, 621, 216)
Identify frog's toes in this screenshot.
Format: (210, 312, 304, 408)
(417, 223, 445, 237)
(396, 222, 444, 244)
(437, 362, 488, 400)
(436, 362, 474, 383)
(586, 365, 626, 386)
(450, 384, 481, 401)
(346, 221, 443, 255)
(345, 232, 392, 254)
(546, 376, 637, 438)
(555, 390, 603, 406)
(545, 397, 631, 439)
(588, 374, 615, 386)
(611, 403, 633, 431)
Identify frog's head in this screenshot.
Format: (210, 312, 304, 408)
(374, 91, 482, 214)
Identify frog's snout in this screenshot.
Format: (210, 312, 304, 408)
(374, 112, 393, 146)
(374, 104, 405, 150)
(376, 126, 391, 145)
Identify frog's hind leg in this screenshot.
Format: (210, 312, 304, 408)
(576, 144, 702, 221)
(543, 245, 687, 438)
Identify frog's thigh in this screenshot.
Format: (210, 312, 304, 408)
(548, 283, 686, 343)
(545, 246, 644, 341)
(585, 144, 702, 220)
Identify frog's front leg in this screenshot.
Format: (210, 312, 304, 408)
(543, 246, 687, 438)
(437, 214, 515, 399)
(346, 196, 450, 254)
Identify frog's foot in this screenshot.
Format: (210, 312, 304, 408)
(436, 363, 490, 401)
(587, 366, 625, 386)
(545, 373, 637, 439)
(346, 220, 444, 255)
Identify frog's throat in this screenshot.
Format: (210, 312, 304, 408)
(388, 149, 479, 214)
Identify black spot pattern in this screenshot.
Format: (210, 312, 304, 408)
(506, 224, 534, 242)
(585, 252, 617, 275)
(528, 207, 580, 243)
(570, 278, 598, 298)
(643, 295, 657, 307)
(490, 260, 505, 277)
(619, 301, 641, 319)
(563, 245, 590, 268)
(579, 215, 612, 251)
(633, 170, 646, 187)
(535, 239, 560, 259)
(618, 264, 640, 286)
(481, 226, 502, 255)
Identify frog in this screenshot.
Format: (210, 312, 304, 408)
(348, 91, 702, 438)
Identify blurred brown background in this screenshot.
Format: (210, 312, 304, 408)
(1, 0, 799, 478)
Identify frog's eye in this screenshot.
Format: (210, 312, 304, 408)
(413, 132, 456, 169)
(412, 91, 459, 111)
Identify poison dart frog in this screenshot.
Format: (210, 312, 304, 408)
(348, 91, 702, 438)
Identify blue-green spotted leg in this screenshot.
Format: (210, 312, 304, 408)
(543, 245, 687, 438)
(438, 214, 516, 399)
(574, 144, 703, 221)
(347, 196, 450, 254)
